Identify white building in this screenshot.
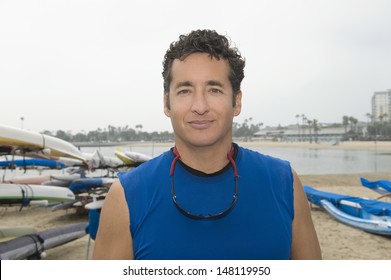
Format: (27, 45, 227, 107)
(372, 89, 391, 122)
(253, 125, 347, 142)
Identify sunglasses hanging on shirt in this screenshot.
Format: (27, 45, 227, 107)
(170, 145, 239, 220)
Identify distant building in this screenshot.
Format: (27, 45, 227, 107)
(372, 89, 391, 122)
(253, 124, 346, 142)
(253, 123, 367, 142)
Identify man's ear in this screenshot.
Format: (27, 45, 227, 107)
(233, 91, 242, 116)
(164, 91, 170, 117)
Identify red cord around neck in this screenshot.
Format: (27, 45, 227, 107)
(170, 145, 238, 178)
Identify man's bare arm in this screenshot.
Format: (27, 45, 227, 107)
(290, 170, 322, 259)
(92, 180, 134, 259)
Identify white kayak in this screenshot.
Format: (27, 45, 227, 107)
(84, 150, 124, 168)
(124, 150, 152, 163)
(0, 124, 86, 163)
(0, 226, 37, 241)
(50, 173, 81, 182)
(0, 184, 75, 205)
(114, 148, 152, 165)
(114, 148, 134, 165)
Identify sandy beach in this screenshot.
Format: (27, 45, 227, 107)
(1, 141, 391, 260)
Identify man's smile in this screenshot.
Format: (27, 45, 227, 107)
(188, 119, 214, 129)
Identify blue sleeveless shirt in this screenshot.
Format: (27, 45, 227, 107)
(118, 145, 294, 260)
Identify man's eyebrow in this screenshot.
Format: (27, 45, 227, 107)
(174, 80, 224, 88)
(175, 81, 193, 88)
(206, 80, 224, 87)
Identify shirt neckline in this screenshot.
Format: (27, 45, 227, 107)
(170, 143, 238, 178)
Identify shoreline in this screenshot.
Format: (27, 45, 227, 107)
(237, 140, 391, 153)
(120, 140, 391, 153)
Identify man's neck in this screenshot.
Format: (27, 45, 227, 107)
(174, 141, 233, 174)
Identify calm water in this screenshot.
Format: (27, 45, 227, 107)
(80, 144, 391, 175)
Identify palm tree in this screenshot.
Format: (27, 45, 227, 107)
(366, 113, 372, 124)
(352, 117, 358, 132)
(301, 114, 307, 140)
(342, 116, 349, 134)
(295, 114, 301, 141)
(307, 119, 313, 143)
(348, 116, 357, 132)
(312, 119, 320, 143)
(379, 113, 388, 137)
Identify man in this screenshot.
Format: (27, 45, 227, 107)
(93, 29, 321, 260)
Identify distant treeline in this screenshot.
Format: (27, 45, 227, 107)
(41, 125, 173, 143)
(41, 116, 391, 143)
(41, 118, 263, 143)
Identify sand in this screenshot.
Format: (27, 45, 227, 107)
(1, 141, 391, 260)
(300, 172, 391, 260)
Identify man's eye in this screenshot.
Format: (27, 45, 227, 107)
(210, 88, 222, 94)
(177, 89, 190, 95)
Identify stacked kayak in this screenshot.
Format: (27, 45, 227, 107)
(0, 223, 87, 260)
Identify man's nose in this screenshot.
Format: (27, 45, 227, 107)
(191, 91, 209, 115)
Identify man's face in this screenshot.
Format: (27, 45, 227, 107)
(164, 52, 242, 148)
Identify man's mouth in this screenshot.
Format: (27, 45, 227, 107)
(188, 120, 214, 129)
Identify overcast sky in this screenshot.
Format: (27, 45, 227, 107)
(1, 0, 391, 134)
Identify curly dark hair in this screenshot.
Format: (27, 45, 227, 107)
(162, 29, 245, 107)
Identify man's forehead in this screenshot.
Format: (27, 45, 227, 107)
(175, 52, 225, 64)
(171, 53, 230, 77)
